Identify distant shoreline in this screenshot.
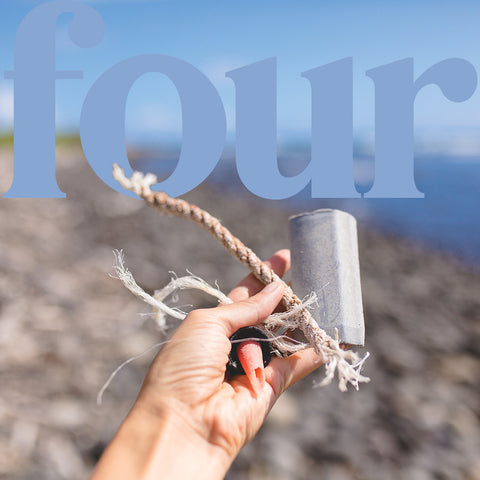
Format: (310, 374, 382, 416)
(134, 153, 480, 271)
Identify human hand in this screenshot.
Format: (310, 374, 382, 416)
(90, 250, 322, 480)
(137, 249, 321, 462)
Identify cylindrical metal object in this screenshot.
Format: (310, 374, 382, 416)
(289, 209, 365, 346)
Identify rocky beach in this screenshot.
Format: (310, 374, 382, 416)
(0, 147, 479, 480)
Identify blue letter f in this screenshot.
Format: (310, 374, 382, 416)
(3, 0, 104, 198)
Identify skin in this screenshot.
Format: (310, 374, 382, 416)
(90, 249, 322, 480)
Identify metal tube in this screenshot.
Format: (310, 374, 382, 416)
(289, 209, 365, 346)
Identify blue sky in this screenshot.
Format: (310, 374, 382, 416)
(1, 0, 480, 152)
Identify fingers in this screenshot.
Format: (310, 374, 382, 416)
(228, 249, 290, 302)
(265, 349, 323, 398)
(213, 281, 285, 337)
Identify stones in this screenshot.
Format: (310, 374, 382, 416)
(1, 147, 480, 479)
(266, 392, 298, 427)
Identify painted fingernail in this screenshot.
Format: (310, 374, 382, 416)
(263, 281, 281, 293)
(226, 326, 273, 384)
(236, 340, 265, 394)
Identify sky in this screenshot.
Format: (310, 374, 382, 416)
(1, 0, 480, 152)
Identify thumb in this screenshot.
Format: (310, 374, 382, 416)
(213, 281, 285, 337)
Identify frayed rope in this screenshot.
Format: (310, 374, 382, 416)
(112, 164, 370, 391)
(112, 250, 313, 356)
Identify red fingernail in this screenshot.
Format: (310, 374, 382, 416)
(226, 327, 273, 395)
(237, 340, 265, 394)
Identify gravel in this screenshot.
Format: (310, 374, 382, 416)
(0, 147, 479, 480)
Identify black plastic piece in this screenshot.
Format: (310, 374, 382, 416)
(226, 326, 272, 377)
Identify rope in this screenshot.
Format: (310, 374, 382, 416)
(112, 164, 370, 391)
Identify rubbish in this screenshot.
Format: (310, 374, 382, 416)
(227, 326, 273, 393)
(289, 209, 365, 346)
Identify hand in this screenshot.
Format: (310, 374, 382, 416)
(90, 250, 322, 480)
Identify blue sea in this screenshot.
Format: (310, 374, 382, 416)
(136, 152, 480, 269)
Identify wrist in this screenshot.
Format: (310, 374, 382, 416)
(91, 399, 233, 480)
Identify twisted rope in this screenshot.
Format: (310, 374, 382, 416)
(112, 164, 370, 391)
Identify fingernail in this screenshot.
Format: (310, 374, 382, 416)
(263, 280, 281, 293)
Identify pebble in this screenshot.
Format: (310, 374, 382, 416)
(1, 148, 479, 479)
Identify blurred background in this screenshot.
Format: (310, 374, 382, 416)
(1, 1, 480, 479)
